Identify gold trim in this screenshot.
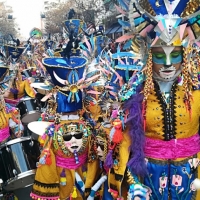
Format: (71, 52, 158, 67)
(4, 44, 25, 50)
(138, 0, 156, 16)
(146, 155, 197, 166)
(114, 65, 141, 71)
(181, 0, 200, 17)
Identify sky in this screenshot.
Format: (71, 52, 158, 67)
(6, 0, 44, 39)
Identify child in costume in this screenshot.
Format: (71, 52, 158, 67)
(112, 0, 200, 199)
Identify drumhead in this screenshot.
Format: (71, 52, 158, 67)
(37, 88, 48, 95)
(30, 83, 51, 90)
(21, 112, 41, 124)
(28, 121, 52, 136)
(28, 77, 35, 83)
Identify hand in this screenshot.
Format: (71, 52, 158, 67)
(15, 130, 23, 138)
(3, 90, 10, 98)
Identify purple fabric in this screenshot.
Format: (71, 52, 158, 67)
(123, 93, 147, 177)
(104, 149, 114, 169)
(10, 88, 18, 94)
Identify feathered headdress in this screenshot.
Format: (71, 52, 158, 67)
(117, 0, 200, 47)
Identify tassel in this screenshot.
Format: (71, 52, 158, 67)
(41, 134, 47, 140)
(111, 110, 118, 119)
(45, 153, 52, 165)
(83, 171, 87, 180)
(40, 134, 47, 146)
(112, 119, 123, 144)
(60, 169, 67, 186)
(74, 150, 79, 164)
(108, 189, 118, 199)
(71, 186, 78, 198)
(104, 149, 114, 169)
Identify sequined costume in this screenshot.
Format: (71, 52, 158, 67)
(30, 121, 91, 200)
(138, 81, 200, 199)
(104, 0, 200, 199)
(30, 16, 93, 199)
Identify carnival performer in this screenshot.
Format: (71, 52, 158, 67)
(84, 121, 116, 200)
(107, 0, 200, 200)
(30, 58, 92, 199)
(30, 13, 94, 199)
(0, 66, 24, 141)
(30, 118, 91, 200)
(4, 68, 36, 106)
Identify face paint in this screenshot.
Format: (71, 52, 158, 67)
(64, 132, 83, 153)
(152, 47, 182, 65)
(159, 65, 176, 79)
(152, 46, 183, 80)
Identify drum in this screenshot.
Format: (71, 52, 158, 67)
(17, 97, 41, 124)
(34, 76, 45, 83)
(28, 121, 52, 141)
(31, 82, 52, 95)
(0, 137, 40, 191)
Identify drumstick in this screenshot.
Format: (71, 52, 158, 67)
(15, 110, 22, 138)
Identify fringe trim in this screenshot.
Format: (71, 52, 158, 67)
(32, 189, 59, 197)
(34, 180, 60, 188)
(30, 192, 60, 200)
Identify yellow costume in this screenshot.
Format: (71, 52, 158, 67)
(7, 78, 35, 100)
(31, 121, 91, 200)
(103, 0, 200, 199)
(0, 98, 23, 142)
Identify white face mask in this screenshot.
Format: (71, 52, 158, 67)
(96, 138, 106, 162)
(64, 132, 83, 153)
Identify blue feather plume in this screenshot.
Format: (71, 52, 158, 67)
(123, 39, 132, 50)
(118, 19, 130, 28)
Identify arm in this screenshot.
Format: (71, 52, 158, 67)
(24, 79, 36, 98)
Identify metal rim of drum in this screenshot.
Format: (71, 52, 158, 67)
(0, 137, 32, 148)
(3, 170, 36, 191)
(18, 97, 33, 102)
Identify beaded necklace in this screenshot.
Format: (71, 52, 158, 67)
(154, 80, 177, 141)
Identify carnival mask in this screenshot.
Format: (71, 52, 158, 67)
(96, 137, 106, 162)
(64, 131, 83, 153)
(152, 46, 182, 80)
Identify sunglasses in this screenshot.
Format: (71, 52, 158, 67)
(63, 132, 83, 141)
(96, 142, 104, 151)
